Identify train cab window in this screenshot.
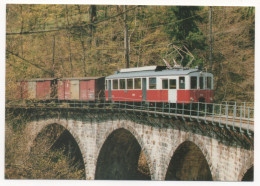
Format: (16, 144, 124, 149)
(206, 77, 212, 89)
(127, 79, 133, 89)
(179, 77, 185, 89)
(105, 80, 107, 90)
(149, 78, 156, 89)
(190, 77, 197, 89)
(120, 79, 126, 89)
(162, 79, 168, 89)
(113, 79, 118, 90)
(169, 79, 176, 89)
(199, 77, 204, 89)
(134, 78, 141, 89)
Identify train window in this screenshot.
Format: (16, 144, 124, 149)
(169, 79, 176, 89)
(162, 79, 168, 89)
(190, 77, 197, 89)
(206, 77, 212, 89)
(127, 79, 133, 89)
(199, 77, 204, 89)
(179, 77, 185, 89)
(105, 80, 107, 90)
(113, 79, 118, 90)
(120, 79, 126, 89)
(149, 78, 156, 89)
(134, 78, 141, 89)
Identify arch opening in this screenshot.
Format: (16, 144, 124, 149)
(95, 128, 151, 180)
(30, 123, 85, 179)
(165, 141, 212, 181)
(242, 166, 254, 181)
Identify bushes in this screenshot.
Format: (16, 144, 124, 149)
(5, 121, 85, 179)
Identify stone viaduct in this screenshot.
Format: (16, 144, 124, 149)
(9, 107, 254, 181)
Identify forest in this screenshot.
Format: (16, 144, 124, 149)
(5, 4, 255, 179)
(6, 4, 255, 102)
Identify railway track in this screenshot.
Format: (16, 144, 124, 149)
(6, 100, 254, 134)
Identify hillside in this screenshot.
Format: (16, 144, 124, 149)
(6, 5, 255, 102)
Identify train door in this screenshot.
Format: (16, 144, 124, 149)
(108, 80, 112, 101)
(28, 81, 36, 99)
(142, 78, 147, 101)
(168, 79, 177, 103)
(70, 80, 79, 100)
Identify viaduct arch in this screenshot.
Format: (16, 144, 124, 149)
(164, 138, 215, 181)
(238, 154, 254, 181)
(94, 123, 154, 180)
(22, 117, 253, 181)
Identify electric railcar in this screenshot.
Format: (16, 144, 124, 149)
(105, 66, 214, 103)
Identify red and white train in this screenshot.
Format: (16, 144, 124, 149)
(17, 65, 214, 104)
(105, 66, 214, 103)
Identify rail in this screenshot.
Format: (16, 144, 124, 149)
(6, 98, 254, 135)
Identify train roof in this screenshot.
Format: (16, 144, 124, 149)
(119, 65, 166, 72)
(59, 77, 104, 80)
(18, 78, 57, 82)
(106, 66, 208, 79)
(18, 77, 105, 82)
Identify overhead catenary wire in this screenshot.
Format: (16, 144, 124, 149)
(7, 6, 249, 46)
(6, 6, 254, 71)
(6, 50, 54, 76)
(6, 5, 140, 36)
(6, 6, 206, 37)
(6, 6, 251, 49)
(7, 23, 252, 56)
(6, 25, 248, 73)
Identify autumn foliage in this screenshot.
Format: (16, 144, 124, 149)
(6, 5, 254, 102)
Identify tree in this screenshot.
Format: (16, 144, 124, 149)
(5, 5, 255, 102)
(164, 6, 206, 67)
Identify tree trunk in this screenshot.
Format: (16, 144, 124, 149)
(209, 6, 213, 72)
(80, 30, 87, 77)
(20, 5, 24, 57)
(89, 5, 97, 46)
(124, 5, 130, 68)
(52, 35, 55, 77)
(77, 7, 86, 76)
(66, 5, 73, 76)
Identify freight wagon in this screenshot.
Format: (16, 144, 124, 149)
(17, 78, 57, 100)
(57, 77, 105, 101)
(18, 77, 105, 102)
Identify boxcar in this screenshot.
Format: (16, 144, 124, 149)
(17, 78, 57, 100)
(105, 66, 214, 103)
(57, 77, 105, 101)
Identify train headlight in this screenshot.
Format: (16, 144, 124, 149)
(190, 97, 194, 101)
(210, 97, 213, 101)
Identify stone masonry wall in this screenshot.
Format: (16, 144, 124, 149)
(24, 117, 253, 181)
